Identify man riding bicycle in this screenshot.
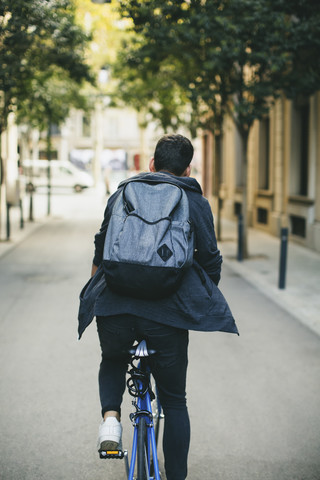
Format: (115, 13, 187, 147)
(78, 134, 238, 480)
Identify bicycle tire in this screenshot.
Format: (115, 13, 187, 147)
(137, 417, 148, 480)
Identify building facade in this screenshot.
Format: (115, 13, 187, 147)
(203, 92, 320, 253)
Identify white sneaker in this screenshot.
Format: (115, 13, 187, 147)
(98, 417, 122, 451)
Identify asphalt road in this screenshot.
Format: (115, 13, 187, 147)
(0, 191, 320, 480)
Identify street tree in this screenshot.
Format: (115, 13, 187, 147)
(114, 0, 243, 239)
(115, 0, 320, 257)
(0, 0, 91, 134)
(0, 0, 92, 223)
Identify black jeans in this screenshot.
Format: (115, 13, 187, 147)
(96, 314, 190, 480)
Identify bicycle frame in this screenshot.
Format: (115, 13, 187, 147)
(127, 367, 161, 480)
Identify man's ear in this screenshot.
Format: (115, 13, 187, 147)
(149, 157, 156, 172)
(183, 165, 191, 177)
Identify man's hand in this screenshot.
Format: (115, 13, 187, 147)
(91, 263, 99, 277)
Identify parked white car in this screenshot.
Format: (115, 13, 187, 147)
(22, 160, 94, 193)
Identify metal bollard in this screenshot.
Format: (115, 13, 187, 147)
(237, 213, 243, 262)
(278, 227, 288, 289)
(6, 202, 11, 240)
(20, 199, 24, 229)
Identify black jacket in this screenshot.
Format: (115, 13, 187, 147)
(78, 172, 238, 338)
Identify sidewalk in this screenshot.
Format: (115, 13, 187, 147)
(1, 190, 320, 337)
(220, 219, 320, 337)
(0, 184, 106, 259)
(0, 206, 47, 259)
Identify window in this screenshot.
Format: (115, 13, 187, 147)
(50, 124, 60, 135)
(234, 202, 242, 216)
(299, 104, 309, 196)
(235, 129, 244, 187)
(290, 215, 306, 238)
(39, 150, 58, 160)
(290, 100, 309, 196)
(82, 115, 91, 138)
(257, 207, 268, 225)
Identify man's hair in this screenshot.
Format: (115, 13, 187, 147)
(153, 134, 194, 176)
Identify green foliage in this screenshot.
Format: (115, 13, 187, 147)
(16, 71, 90, 132)
(0, 0, 93, 133)
(112, 34, 189, 130)
(115, 0, 320, 137)
(113, 0, 320, 257)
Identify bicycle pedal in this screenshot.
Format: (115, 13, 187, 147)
(99, 449, 125, 459)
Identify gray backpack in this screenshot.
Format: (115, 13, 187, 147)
(102, 179, 194, 299)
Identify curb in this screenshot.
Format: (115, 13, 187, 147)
(221, 244, 320, 339)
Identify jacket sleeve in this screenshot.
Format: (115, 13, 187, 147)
(190, 194, 222, 285)
(92, 191, 119, 266)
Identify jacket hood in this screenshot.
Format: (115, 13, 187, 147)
(118, 171, 202, 194)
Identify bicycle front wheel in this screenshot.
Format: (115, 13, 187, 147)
(137, 417, 148, 480)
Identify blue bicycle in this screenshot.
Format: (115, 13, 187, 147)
(99, 340, 163, 480)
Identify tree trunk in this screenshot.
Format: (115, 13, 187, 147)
(0, 126, 3, 240)
(237, 127, 249, 259)
(46, 121, 52, 216)
(214, 132, 222, 241)
(0, 113, 7, 240)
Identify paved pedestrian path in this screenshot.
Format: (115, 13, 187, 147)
(0, 184, 106, 258)
(1, 187, 320, 337)
(219, 219, 320, 337)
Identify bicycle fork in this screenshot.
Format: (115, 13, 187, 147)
(128, 392, 161, 480)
